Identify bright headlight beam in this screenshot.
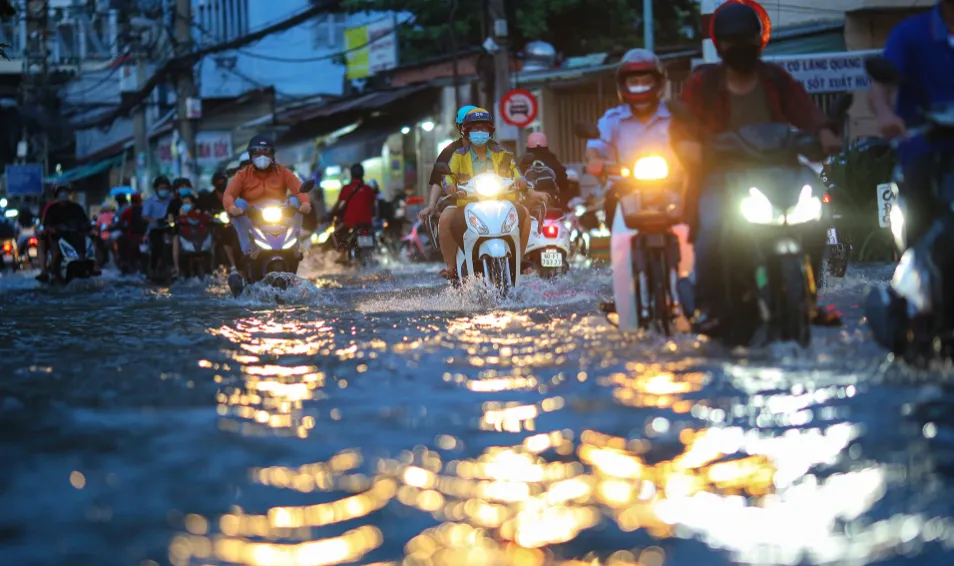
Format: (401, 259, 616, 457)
(890, 204, 904, 243)
(633, 156, 669, 181)
(740, 187, 780, 225)
(474, 175, 502, 197)
(261, 207, 283, 223)
(785, 184, 822, 224)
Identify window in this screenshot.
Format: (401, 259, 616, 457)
(313, 13, 347, 49)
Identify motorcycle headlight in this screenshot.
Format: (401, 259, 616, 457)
(261, 206, 283, 223)
(474, 175, 502, 197)
(317, 227, 333, 244)
(892, 249, 932, 314)
(217, 211, 230, 224)
(501, 208, 518, 233)
(282, 229, 297, 249)
(740, 187, 783, 225)
(785, 185, 822, 225)
(633, 156, 669, 181)
(467, 211, 489, 235)
(254, 238, 271, 249)
(890, 204, 904, 249)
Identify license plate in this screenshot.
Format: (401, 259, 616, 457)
(357, 235, 375, 248)
(827, 228, 839, 245)
(139, 243, 148, 253)
(28, 248, 37, 258)
(540, 250, 563, 267)
(2, 254, 11, 263)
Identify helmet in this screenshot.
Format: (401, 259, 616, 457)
(153, 176, 171, 189)
(247, 135, 275, 155)
(173, 177, 192, 189)
(460, 108, 495, 135)
(101, 201, 115, 211)
(616, 48, 665, 108)
(527, 132, 548, 148)
(350, 163, 364, 179)
(712, 1, 764, 45)
(456, 105, 478, 125)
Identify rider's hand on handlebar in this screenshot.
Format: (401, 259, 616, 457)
(419, 206, 434, 221)
(586, 157, 605, 177)
(298, 201, 312, 215)
(876, 112, 907, 141)
(819, 128, 844, 156)
(228, 206, 244, 217)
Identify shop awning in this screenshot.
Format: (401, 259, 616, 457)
(47, 154, 125, 184)
(281, 84, 432, 124)
(762, 22, 846, 56)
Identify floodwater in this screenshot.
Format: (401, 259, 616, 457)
(2, 257, 954, 566)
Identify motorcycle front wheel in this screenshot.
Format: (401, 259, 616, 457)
(483, 256, 512, 296)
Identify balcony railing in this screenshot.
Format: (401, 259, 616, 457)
(0, 9, 120, 66)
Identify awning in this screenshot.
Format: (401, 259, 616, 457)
(281, 84, 432, 124)
(762, 22, 846, 56)
(47, 155, 125, 184)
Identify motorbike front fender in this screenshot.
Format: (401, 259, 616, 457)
(478, 238, 510, 259)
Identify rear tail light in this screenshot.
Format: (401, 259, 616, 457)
(1, 242, 11, 253)
(542, 224, 559, 238)
(28, 237, 38, 246)
(822, 194, 831, 204)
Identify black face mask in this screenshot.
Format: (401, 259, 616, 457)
(721, 44, 761, 72)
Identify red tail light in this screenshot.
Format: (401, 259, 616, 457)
(28, 237, 37, 246)
(822, 194, 831, 204)
(1, 242, 11, 253)
(542, 224, 559, 238)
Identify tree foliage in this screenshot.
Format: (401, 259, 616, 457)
(342, 0, 698, 66)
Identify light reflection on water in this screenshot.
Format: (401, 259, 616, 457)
(163, 306, 954, 566)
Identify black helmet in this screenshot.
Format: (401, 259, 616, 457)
(712, 2, 762, 42)
(350, 163, 364, 179)
(153, 175, 171, 189)
(173, 177, 192, 189)
(247, 134, 275, 154)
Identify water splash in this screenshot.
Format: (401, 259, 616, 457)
(233, 273, 335, 306)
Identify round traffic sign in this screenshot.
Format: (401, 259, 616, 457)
(500, 89, 538, 128)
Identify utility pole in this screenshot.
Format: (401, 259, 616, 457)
(487, 0, 512, 141)
(643, 0, 654, 52)
(132, 42, 148, 191)
(175, 0, 197, 180)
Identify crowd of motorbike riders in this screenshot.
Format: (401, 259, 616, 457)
(4, 0, 952, 359)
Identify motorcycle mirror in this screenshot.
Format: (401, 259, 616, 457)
(574, 122, 601, 140)
(864, 55, 901, 85)
(299, 180, 315, 194)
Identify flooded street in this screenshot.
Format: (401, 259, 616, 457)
(3, 260, 954, 566)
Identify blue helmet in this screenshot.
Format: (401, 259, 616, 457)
(455, 105, 478, 125)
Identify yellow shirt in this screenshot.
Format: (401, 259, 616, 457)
(443, 142, 520, 189)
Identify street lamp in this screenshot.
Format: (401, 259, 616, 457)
(420, 121, 435, 132)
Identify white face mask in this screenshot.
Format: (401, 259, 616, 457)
(253, 155, 272, 170)
(628, 84, 653, 94)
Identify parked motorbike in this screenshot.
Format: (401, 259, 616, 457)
(176, 214, 214, 279)
(436, 164, 523, 294)
(575, 123, 683, 334)
(401, 219, 441, 262)
(862, 55, 954, 362)
(44, 220, 97, 284)
(667, 93, 852, 346)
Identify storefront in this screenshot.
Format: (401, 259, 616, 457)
(154, 131, 233, 188)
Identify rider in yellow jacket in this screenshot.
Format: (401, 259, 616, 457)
(437, 108, 548, 279)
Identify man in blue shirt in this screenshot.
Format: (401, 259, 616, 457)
(868, 0, 954, 246)
(142, 176, 173, 273)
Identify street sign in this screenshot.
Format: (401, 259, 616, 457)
(877, 182, 897, 228)
(500, 89, 538, 128)
(5, 164, 44, 196)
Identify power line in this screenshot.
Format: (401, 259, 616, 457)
(69, 1, 340, 131)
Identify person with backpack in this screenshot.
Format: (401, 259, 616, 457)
(669, 0, 844, 332)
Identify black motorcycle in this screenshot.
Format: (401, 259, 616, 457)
(46, 220, 97, 284)
(863, 55, 954, 363)
(669, 94, 851, 347)
(147, 222, 176, 284)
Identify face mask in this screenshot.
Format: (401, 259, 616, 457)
(721, 44, 761, 72)
(181, 204, 193, 213)
(157, 189, 169, 199)
(469, 131, 491, 146)
(628, 84, 653, 94)
(253, 155, 272, 169)
(178, 188, 191, 197)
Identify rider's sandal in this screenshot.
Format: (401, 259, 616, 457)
(440, 268, 458, 281)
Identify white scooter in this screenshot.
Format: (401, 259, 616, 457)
(524, 211, 571, 278)
(446, 171, 523, 294)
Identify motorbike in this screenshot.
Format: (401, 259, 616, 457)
(802, 156, 851, 279)
(1, 237, 19, 273)
(146, 222, 176, 284)
(345, 222, 377, 267)
(566, 196, 608, 260)
(176, 214, 214, 279)
(575, 124, 684, 334)
(44, 220, 97, 284)
(862, 55, 954, 363)
(401, 219, 441, 262)
(229, 180, 313, 296)
(210, 211, 235, 271)
(435, 164, 523, 294)
(16, 222, 39, 269)
(520, 159, 571, 278)
(666, 93, 852, 347)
